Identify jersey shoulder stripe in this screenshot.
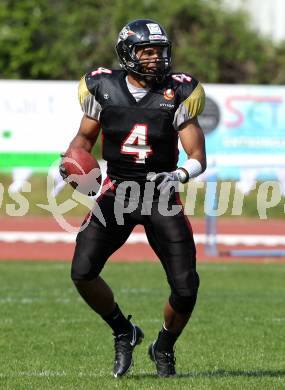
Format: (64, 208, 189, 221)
(78, 74, 90, 108)
(183, 82, 205, 117)
(78, 73, 102, 120)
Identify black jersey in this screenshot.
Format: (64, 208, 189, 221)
(78, 68, 205, 181)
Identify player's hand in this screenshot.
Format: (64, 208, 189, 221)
(59, 153, 68, 180)
(149, 171, 180, 195)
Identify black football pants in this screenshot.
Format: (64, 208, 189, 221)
(71, 179, 199, 305)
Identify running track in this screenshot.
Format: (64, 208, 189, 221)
(0, 217, 284, 262)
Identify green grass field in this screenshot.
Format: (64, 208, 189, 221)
(0, 261, 284, 389)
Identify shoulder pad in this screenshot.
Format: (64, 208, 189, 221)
(170, 72, 204, 116)
(89, 67, 113, 77)
(77, 68, 112, 108)
(171, 72, 199, 91)
(84, 67, 111, 91)
(171, 73, 194, 85)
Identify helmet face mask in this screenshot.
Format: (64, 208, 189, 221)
(116, 19, 172, 82)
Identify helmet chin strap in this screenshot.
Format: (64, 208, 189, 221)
(128, 69, 165, 85)
(128, 60, 169, 84)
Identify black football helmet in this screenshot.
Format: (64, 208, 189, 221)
(116, 19, 172, 81)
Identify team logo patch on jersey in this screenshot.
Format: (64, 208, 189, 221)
(164, 89, 175, 100)
(146, 23, 162, 34)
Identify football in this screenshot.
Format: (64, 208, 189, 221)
(63, 147, 102, 195)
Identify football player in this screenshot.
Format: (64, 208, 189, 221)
(61, 19, 206, 378)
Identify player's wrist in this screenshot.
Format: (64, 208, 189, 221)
(174, 168, 189, 183)
(176, 159, 203, 183)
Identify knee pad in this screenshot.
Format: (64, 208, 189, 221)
(169, 272, 200, 314)
(71, 256, 100, 281)
(71, 266, 99, 282)
(169, 293, 197, 314)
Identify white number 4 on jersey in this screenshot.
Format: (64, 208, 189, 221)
(121, 124, 153, 164)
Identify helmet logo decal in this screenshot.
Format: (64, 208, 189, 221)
(146, 23, 162, 34)
(118, 26, 136, 41)
(164, 89, 175, 100)
(149, 34, 167, 41)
